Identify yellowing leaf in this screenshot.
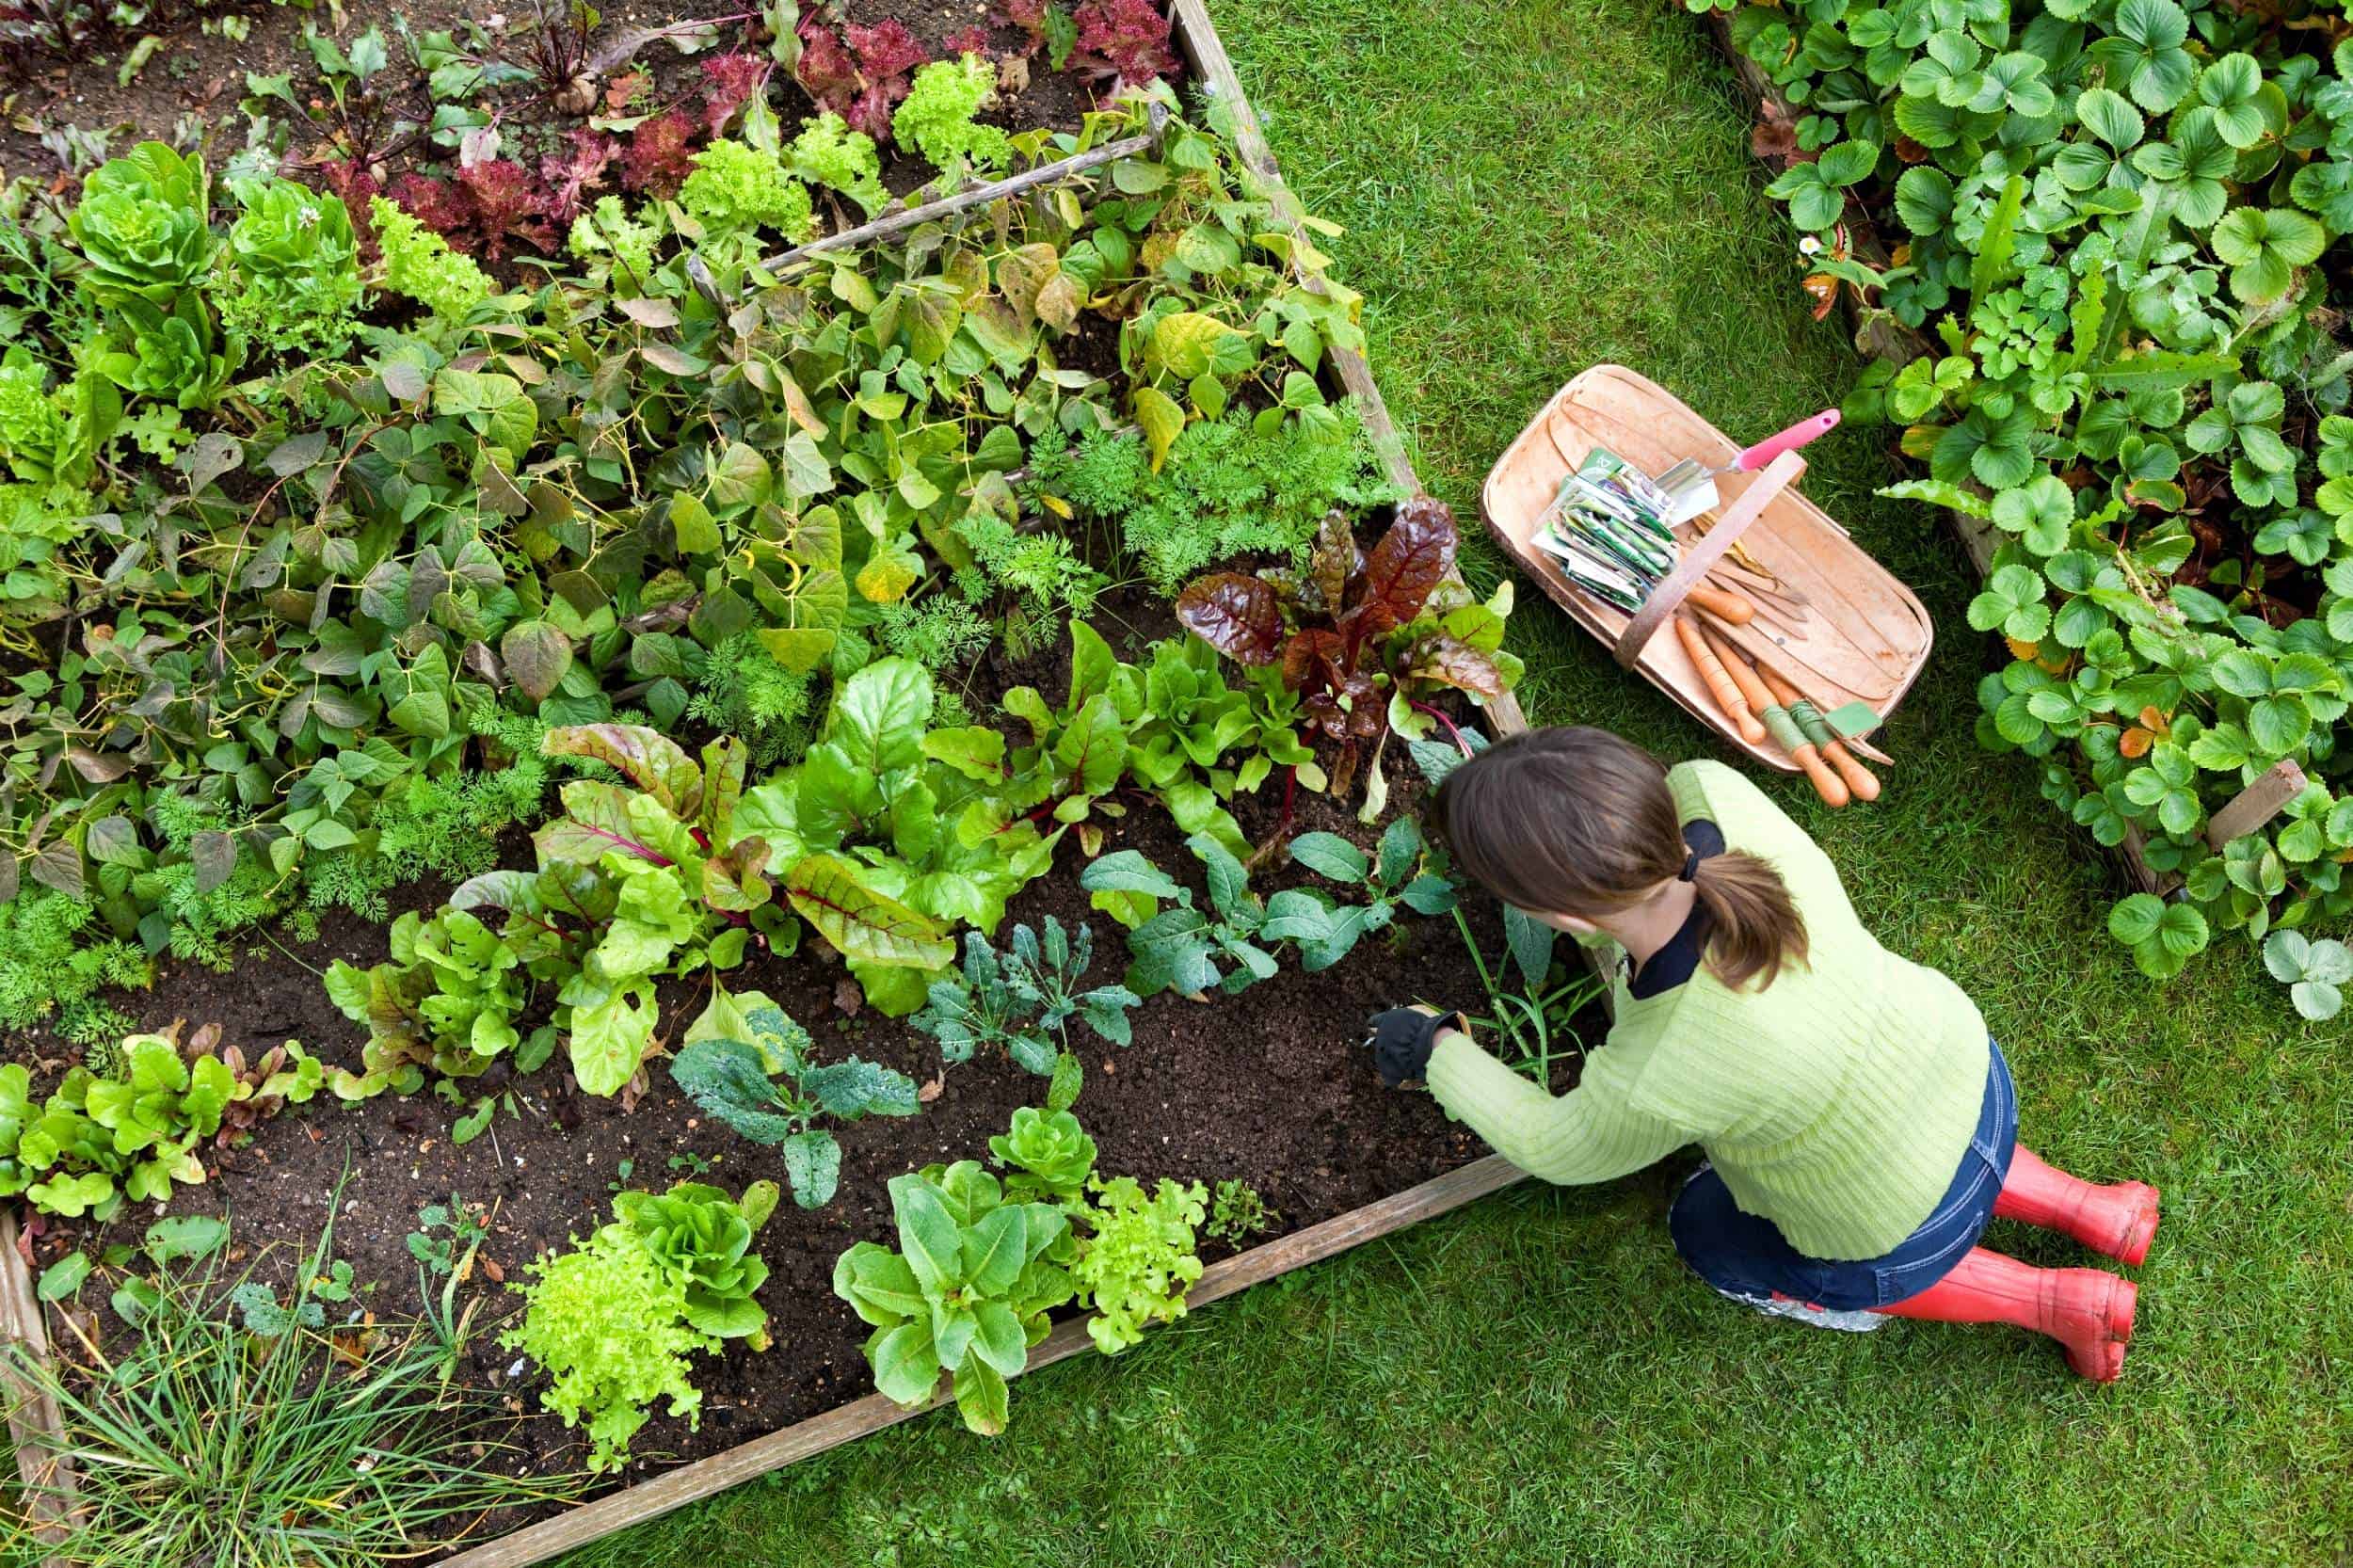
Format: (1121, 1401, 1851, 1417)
(1131, 386, 1187, 472)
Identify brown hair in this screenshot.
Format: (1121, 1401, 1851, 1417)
(1434, 727, 1808, 990)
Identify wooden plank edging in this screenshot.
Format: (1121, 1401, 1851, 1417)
(1, 1208, 74, 1567)
(432, 1155, 1527, 1568)
(1693, 9, 2300, 885)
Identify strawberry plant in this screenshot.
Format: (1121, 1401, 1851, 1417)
(1731, 0, 2353, 983)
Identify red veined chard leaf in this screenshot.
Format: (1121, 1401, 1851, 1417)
(700, 736, 749, 842)
(784, 854, 954, 970)
(1176, 573, 1285, 665)
(1408, 634, 1506, 697)
(1354, 496, 1457, 640)
(535, 780, 669, 867)
(702, 836, 775, 913)
(542, 724, 704, 820)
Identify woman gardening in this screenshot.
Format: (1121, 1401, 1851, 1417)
(1368, 727, 2160, 1380)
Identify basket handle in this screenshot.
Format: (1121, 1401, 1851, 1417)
(1613, 450, 1803, 669)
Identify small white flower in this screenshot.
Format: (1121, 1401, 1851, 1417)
(1797, 234, 1822, 257)
(298, 204, 321, 229)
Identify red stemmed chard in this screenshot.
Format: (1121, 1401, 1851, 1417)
(1176, 497, 1510, 797)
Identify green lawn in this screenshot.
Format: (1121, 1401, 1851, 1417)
(566, 2, 2352, 1562)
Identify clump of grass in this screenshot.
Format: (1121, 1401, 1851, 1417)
(1, 1219, 577, 1567)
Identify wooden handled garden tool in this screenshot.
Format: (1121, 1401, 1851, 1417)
(1753, 662, 1881, 801)
(1656, 409, 1841, 524)
(1695, 623, 1848, 808)
(1676, 613, 1765, 745)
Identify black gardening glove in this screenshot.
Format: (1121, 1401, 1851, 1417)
(1364, 1006, 1465, 1088)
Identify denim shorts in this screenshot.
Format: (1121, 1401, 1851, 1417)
(1668, 1039, 2017, 1311)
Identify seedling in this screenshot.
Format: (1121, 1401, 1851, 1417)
(1081, 835, 1280, 997)
(1263, 819, 1457, 970)
(669, 990, 920, 1208)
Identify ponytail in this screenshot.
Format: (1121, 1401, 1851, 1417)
(1688, 851, 1807, 990)
(1437, 726, 1808, 992)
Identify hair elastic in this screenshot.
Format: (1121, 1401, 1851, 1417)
(1678, 851, 1700, 883)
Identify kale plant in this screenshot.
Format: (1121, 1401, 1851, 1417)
(667, 989, 920, 1208)
(913, 916, 1141, 1077)
(1263, 818, 1457, 971)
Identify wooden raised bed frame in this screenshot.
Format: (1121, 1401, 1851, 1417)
(0, 5, 1535, 1564)
(1698, 10, 2307, 893)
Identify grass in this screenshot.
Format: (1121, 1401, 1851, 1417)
(562, 2, 2353, 1562)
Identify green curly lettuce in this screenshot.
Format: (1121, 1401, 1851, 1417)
(501, 1224, 712, 1473)
(892, 56, 1013, 175)
(679, 139, 816, 241)
(370, 196, 493, 321)
(1074, 1175, 1205, 1354)
(788, 111, 888, 216)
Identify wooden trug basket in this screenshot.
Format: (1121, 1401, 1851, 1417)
(1481, 363, 1933, 771)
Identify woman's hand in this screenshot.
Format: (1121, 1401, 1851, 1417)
(1363, 1005, 1468, 1087)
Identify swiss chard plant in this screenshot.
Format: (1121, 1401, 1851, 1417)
(0, 1024, 321, 1219)
(1176, 500, 1520, 799)
(666, 988, 920, 1208)
(732, 657, 1063, 1016)
(831, 1161, 1077, 1436)
(911, 916, 1141, 1077)
(365, 727, 792, 1098)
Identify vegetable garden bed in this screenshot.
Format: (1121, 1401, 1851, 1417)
(1694, 2, 2350, 995)
(0, 0, 1572, 1562)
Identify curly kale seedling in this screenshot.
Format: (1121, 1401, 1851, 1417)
(667, 990, 920, 1208)
(1262, 818, 1457, 971)
(912, 916, 1139, 1077)
(1080, 833, 1281, 998)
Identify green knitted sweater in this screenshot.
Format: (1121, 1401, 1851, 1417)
(1426, 760, 1991, 1261)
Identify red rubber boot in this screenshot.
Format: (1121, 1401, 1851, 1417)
(1996, 1145, 2160, 1266)
(1871, 1246, 2137, 1382)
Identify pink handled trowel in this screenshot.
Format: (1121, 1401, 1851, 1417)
(1654, 408, 1841, 525)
